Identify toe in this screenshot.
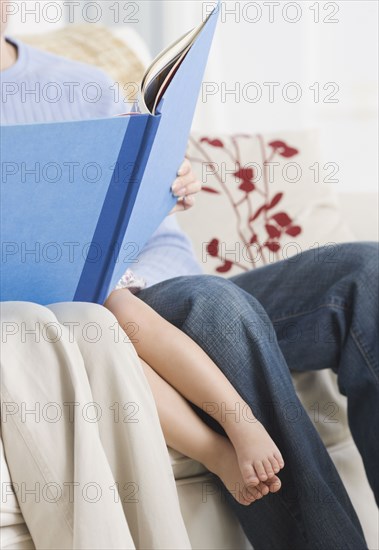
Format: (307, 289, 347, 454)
(272, 478, 281, 492)
(241, 463, 259, 485)
(266, 476, 282, 493)
(269, 456, 280, 474)
(252, 487, 264, 500)
(274, 451, 285, 468)
(254, 461, 268, 481)
(239, 490, 253, 506)
(244, 484, 261, 502)
(263, 458, 275, 478)
(234, 482, 252, 506)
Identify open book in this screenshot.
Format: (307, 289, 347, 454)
(140, 14, 211, 114)
(0, 2, 220, 305)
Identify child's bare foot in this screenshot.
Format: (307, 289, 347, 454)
(203, 434, 280, 505)
(224, 410, 285, 487)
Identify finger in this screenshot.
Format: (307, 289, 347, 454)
(171, 172, 197, 194)
(177, 158, 191, 176)
(181, 195, 195, 210)
(174, 180, 202, 198)
(172, 195, 195, 213)
(184, 180, 202, 195)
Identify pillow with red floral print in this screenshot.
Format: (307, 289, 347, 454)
(178, 130, 354, 276)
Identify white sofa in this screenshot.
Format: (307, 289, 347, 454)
(1, 23, 378, 550)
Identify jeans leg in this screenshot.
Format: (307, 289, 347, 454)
(230, 241, 379, 505)
(137, 274, 367, 550)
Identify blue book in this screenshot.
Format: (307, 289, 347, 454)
(1, 3, 219, 305)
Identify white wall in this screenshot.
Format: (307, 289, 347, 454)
(163, 1, 378, 193)
(6, 0, 162, 50)
(6, 0, 67, 34)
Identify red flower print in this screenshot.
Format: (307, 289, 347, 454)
(267, 192, 283, 210)
(200, 137, 224, 148)
(187, 134, 303, 274)
(265, 224, 281, 239)
(207, 239, 219, 257)
(267, 212, 302, 240)
(234, 168, 254, 182)
(202, 186, 220, 194)
(268, 140, 286, 149)
(234, 167, 256, 194)
(249, 204, 266, 223)
(271, 212, 292, 227)
(265, 241, 281, 252)
(239, 180, 255, 193)
(216, 260, 233, 273)
(268, 140, 298, 158)
(286, 225, 302, 237)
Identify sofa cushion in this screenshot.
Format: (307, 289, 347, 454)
(168, 448, 207, 480)
(180, 130, 354, 276)
(0, 434, 35, 550)
(20, 24, 145, 104)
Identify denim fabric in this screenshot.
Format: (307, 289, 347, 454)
(137, 242, 378, 550)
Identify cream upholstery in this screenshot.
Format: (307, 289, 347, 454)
(19, 24, 145, 103)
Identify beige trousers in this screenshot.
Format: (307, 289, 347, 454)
(0, 301, 191, 550)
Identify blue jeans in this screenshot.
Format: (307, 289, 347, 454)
(137, 242, 378, 550)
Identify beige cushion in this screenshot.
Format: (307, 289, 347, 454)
(169, 448, 207, 480)
(180, 130, 354, 275)
(20, 24, 145, 103)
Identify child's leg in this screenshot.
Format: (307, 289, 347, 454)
(139, 357, 281, 505)
(105, 290, 284, 487)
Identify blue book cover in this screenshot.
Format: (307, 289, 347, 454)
(0, 2, 219, 305)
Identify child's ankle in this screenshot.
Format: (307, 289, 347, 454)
(200, 434, 228, 473)
(222, 403, 258, 433)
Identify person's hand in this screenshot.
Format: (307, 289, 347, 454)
(170, 158, 201, 214)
